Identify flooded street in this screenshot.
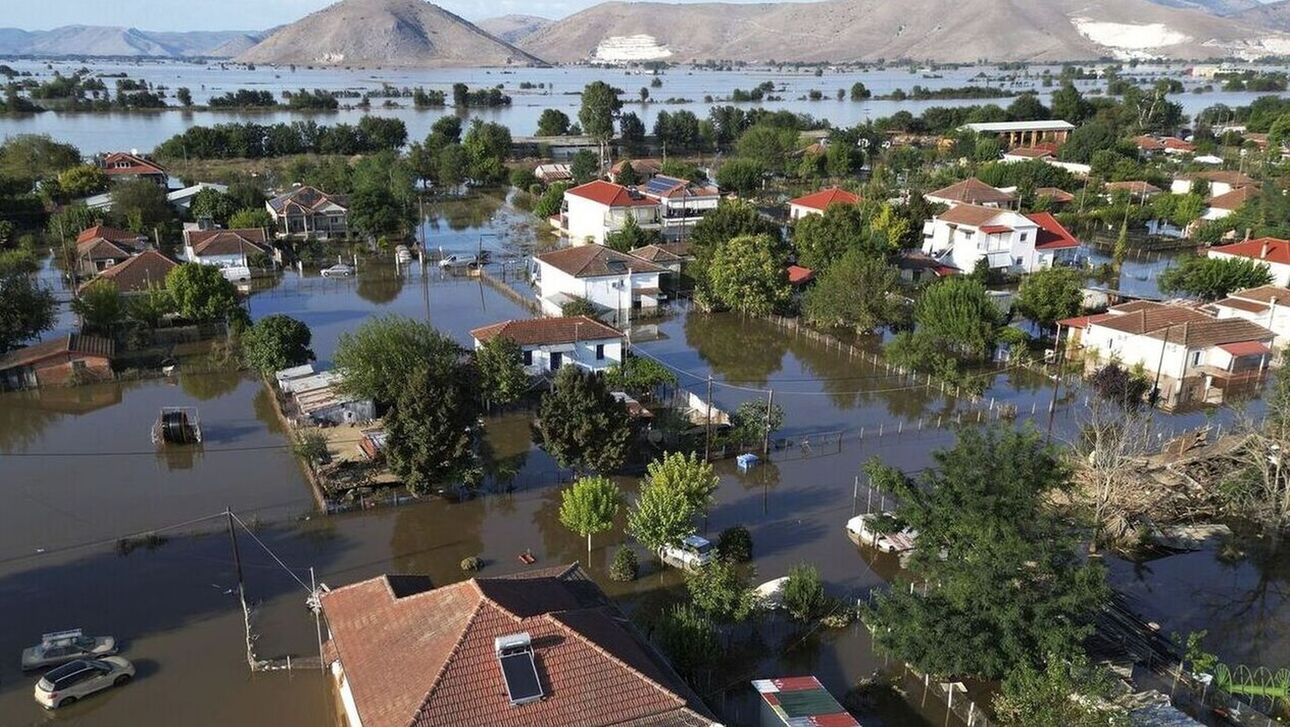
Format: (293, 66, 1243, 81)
(2, 193, 1287, 725)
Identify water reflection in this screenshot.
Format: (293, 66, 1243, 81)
(684, 313, 787, 387)
(179, 370, 244, 401)
(355, 270, 406, 304)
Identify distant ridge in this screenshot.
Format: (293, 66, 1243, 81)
(0, 25, 260, 58)
(478, 15, 553, 44)
(236, 0, 545, 67)
(1233, 0, 1290, 30)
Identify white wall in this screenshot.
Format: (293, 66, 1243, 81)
(564, 195, 610, 244)
(1214, 302, 1290, 351)
(535, 261, 662, 315)
(922, 217, 1042, 273)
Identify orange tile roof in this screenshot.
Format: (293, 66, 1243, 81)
(76, 225, 143, 244)
(789, 187, 860, 211)
(535, 246, 666, 278)
(319, 564, 713, 727)
(566, 180, 657, 207)
(787, 265, 815, 285)
(1027, 212, 1079, 250)
(926, 178, 1015, 206)
(1210, 237, 1290, 265)
(470, 316, 623, 346)
(81, 250, 177, 293)
(1219, 340, 1271, 357)
(1091, 301, 1274, 347)
(76, 237, 132, 260)
(0, 334, 115, 370)
(936, 203, 1008, 227)
(184, 228, 269, 257)
(1207, 186, 1259, 211)
(100, 152, 166, 177)
(1035, 187, 1075, 203)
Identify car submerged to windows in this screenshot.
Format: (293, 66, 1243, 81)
(34, 657, 134, 709)
(658, 534, 714, 571)
(22, 630, 117, 671)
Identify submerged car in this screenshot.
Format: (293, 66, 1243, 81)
(22, 630, 117, 671)
(320, 263, 355, 278)
(659, 534, 715, 571)
(437, 254, 479, 269)
(34, 657, 134, 709)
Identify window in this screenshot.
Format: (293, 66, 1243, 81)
(1191, 350, 1201, 366)
(522, 350, 533, 366)
(550, 351, 563, 370)
(595, 344, 605, 360)
(1019, 233, 1028, 242)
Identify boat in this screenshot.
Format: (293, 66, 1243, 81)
(754, 576, 789, 610)
(845, 513, 917, 554)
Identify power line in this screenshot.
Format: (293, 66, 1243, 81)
(1, 443, 295, 458)
(230, 512, 313, 593)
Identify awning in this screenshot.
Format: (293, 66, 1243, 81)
(1218, 341, 1271, 357)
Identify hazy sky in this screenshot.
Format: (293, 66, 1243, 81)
(8, 0, 826, 32)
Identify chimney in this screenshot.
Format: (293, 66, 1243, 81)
(1262, 240, 1270, 259)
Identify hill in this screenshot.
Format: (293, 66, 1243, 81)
(237, 0, 544, 67)
(1146, 0, 1261, 16)
(0, 25, 258, 57)
(477, 15, 552, 44)
(1234, 0, 1290, 29)
(519, 0, 1290, 64)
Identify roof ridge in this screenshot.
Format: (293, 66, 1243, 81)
(416, 582, 492, 719)
(545, 608, 689, 713)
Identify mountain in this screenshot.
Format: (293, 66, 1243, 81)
(519, 0, 1290, 64)
(477, 14, 553, 44)
(1234, 0, 1290, 29)
(0, 26, 260, 58)
(1147, 0, 1261, 16)
(237, 0, 544, 67)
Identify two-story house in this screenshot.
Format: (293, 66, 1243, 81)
(1211, 285, 1290, 352)
(639, 175, 720, 235)
(470, 316, 625, 374)
(555, 180, 661, 245)
(533, 246, 666, 321)
(266, 186, 350, 239)
(73, 225, 147, 276)
(96, 151, 168, 187)
(922, 204, 1077, 274)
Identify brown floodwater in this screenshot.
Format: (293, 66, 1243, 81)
(1, 194, 1282, 726)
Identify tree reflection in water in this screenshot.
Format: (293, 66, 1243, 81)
(685, 313, 787, 388)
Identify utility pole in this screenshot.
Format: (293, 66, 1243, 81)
(704, 375, 714, 460)
(762, 389, 774, 456)
(226, 507, 245, 597)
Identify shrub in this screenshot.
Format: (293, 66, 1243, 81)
(782, 563, 827, 622)
(716, 525, 753, 562)
(460, 556, 483, 572)
(610, 546, 639, 581)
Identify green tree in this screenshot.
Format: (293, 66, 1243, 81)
(1057, 122, 1123, 164)
(56, 165, 108, 200)
(1015, 267, 1082, 331)
(189, 187, 240, 225)
(914, 277, 1001, 358)
(686, 558, 757, 623)
(462, 120, 511, 182)
(71, 279, 125, 336)
(603, 214, 661, 252)
(579, 81, 622, 169)
(0, 134, 80, 184)
(165, 263, 246, 325)
(436, 143, 469, 190)
(1158, 255, 1273, 301)
(537, 366, 633, 473)
(384, 360, 479, 494)
(242, 314, 314, 375)
(717, 525, 753, 562)
(111, 179, 172, 233)
(994, 659, 1129, 727)
(176, 87, 193, 107)
(349, 184, 404, 238)
(627, 478, 697, 552)
(0, 271, 56, 353)
(654, 604, 719, 680)
(850, 82, 871, 101)
(715, 158, 763, 196)
(689, 199, 779, 267)
(570, 149, 599, 185)
(736, 123, 800, 174)
(603, 355, 677, 398)
(536, 108, 571, 137)
(618, 112, 646, 155)
(645, 451, 719, 515)
(533, 182, 571, 219)
(782, 563, 828, 622)
(559, 475, 623, 560)
(127, 285, 174, 328)
(228, 207, 272, 230)
(333, 315, 461, 404)
(1050, 83, 1091, 124)
(793, 202, 884, 271)
(474, 334, 529, 409)
(706, 233, 791, 316)
(560, 296, 597, 317)
(613, 159, 642, 186)
(731, 399, 785, 446)
(863, 427, 1110, 679)
(803, 249, 900, 332)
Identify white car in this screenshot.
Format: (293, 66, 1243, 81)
(34, 657, 134, 709)
(659, 535, 714, 571)
(320, 263, 355, 278)
(437, 254, 479, 269)
(22, 629, 117, 671)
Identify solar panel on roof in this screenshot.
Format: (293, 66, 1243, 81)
(496, 633, 543, 706)
(645, 177, 679, 195)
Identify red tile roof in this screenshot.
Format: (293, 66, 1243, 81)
(787, 265, 815, 285)
(789, 187, 860, 211)
(76, 225, 143, 245)
(0, 334, 115, 370)
(1226, 285, 1290, 305)
(1219, 340, 1271, 357)
(1004, 146, 1053, 158)
(979, 224, 1013, 234)
(1090, 301, 1274, 347)
(1210, 238, 1290, 266)
(926, 178, 1015, 206)
(76, 237, 132, 260)
(936, 203, 1008, 227)
(1035, 187, 1075, 204)
(1134, 136, 1166, 152)
(566, 180, 658, 207)
(1162, 137, 1195, 152)
(1027, 212, 1080, 250)
(1057, 313, 1112, 329)
(1105, 181, 1161, 197)
(471, 316, 623, 346)
(81, 250, 177, 294)
(536, 246, 666, 278)
(319, 564, 713, 727)
(183, 228, 269, 257)
(100, 152, 166, 177)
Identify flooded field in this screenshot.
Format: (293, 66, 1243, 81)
(2, 193, 1286, 725)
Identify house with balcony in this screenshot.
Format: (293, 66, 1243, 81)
(554, 180, 661, 246)
(1076, 300, 1274, 409)
(922, 204, 1077, 274)
(533, 245, 667, 321)
(470, 316, 624, 374)
(266, 186, 349, 239)
(1208, 237, 1289, 286)
(639, 175, 720, 235)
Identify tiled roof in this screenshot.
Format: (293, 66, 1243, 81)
(536, 246, 666, 278)
(76, 237, 132, 260)
(926, 178, 1015, 206)
(610, 159, 662, 176)
(100, 152, 166, 176)
(1004, 146, 1053, 158)
(470, 316, 623, 346)
(1219, 340, 1271, 357)
(1091, 301, 1274, 347)
(0, 334, 115, 370)
(630, 244, 682, 263)
(790, 187, 860, 211)
(1134, 136, 1166, 151)
(1210, 238, 1290, 265)
(979, 224, 1013, 234)
(184, 228, 269, 257)
(319, 564, 713, 727)
(1227, 285, 1290, 305)
(1184, 170, 1257, 188)
(76, 225, 143, 244)
(566, 180, 657, 208)
(268, 186, 349, 214)
(1213, 297, 1269, 314)
(1105, 181, 1161, 196)
(642, 176, 719, 200)
(1162, 137, 1195, 152)
(1207, 186, 1259, 211)
(936, 203, 1009, 228)
(81, 250, 177, 293)
(1035, 187, 1075, 203)
(1027, 212, 1080, 250)
(787, 265, 815, 285)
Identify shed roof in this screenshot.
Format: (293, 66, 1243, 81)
(0, 334, 115, 370)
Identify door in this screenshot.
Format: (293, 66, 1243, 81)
(549, 351, 563, 371)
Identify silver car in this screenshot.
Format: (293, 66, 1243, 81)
(22, 630, 117, 671)
(34, 657, 134, 709)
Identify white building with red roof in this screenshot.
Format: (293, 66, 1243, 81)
(532, 246, 667, 320)
(557, 180, 661, 245)
(922, 205, 1078, 274)
(182, 228, 269, 270)
(96, 152, 167, 186)
(470, 316, 624, 374)
(788, 187, 860, 220)
(1211, 285, 1290, 351)
(1208, 238, 1290, 287)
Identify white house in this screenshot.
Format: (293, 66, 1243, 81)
(181, 228, 269, 269)
(470, 316, 625, 374)
(266, 186, 350, 239)
(1211, 285, 1290, 351)
(788, 187, 860, 220)
(959, 120, 1075, 148)
(1170, 170, 1257, 198)
(1208, 238, 1290, 286)
(532, 246, 666, 321)
(1079, 300, 1274, 410)
(555, 180, 660, 245)
(922, 204, 1077, 273)
(924, 178, 1016, 209)
(639, 175, 720, 234)
(1202, 185, 1258, 222)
